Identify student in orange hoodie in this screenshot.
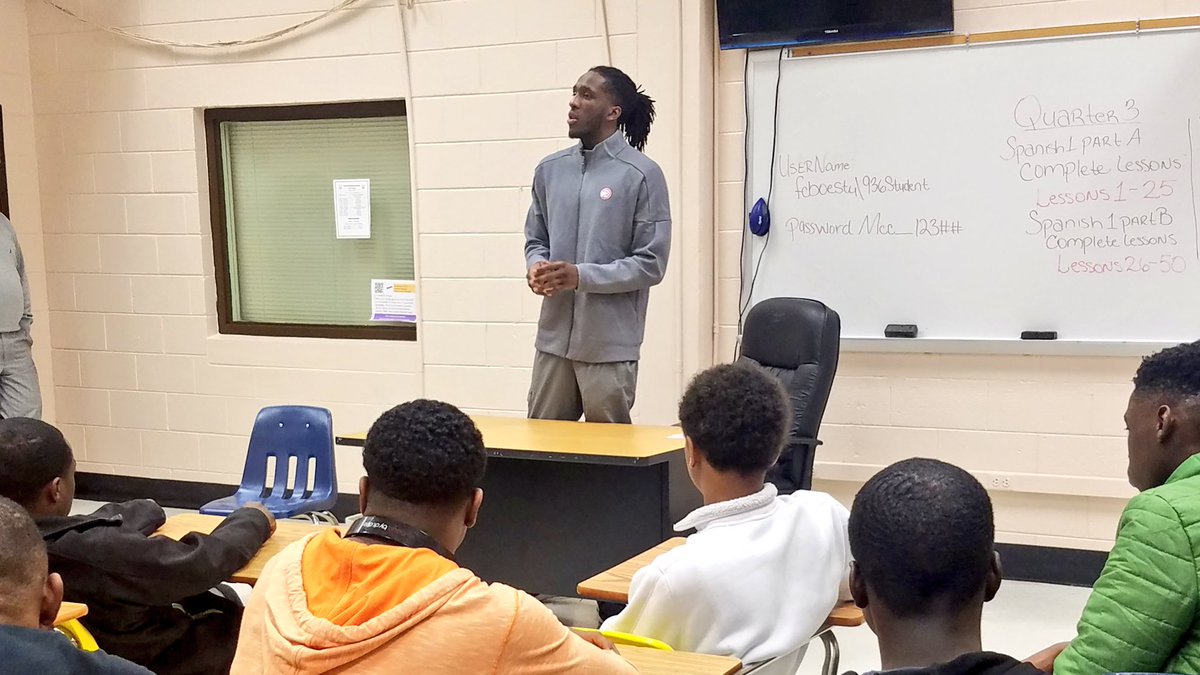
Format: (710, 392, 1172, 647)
(231, 399, 636, 674)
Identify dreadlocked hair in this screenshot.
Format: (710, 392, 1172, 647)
(590, 65, 656, 152)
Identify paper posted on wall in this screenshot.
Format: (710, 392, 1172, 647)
(371, 280, 417, 323)
(334, 179, 371, 239)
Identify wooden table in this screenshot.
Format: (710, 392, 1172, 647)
(578, 537, 865, 626)
(54, 601, 88, 625)
(337, 416, 701, 597)
(336, 415, 688, 465)
(578, 537, 688, 602)
(578, 536, 865, 675)
(154, 513, 334, 584)
(621, 645, 742, 675)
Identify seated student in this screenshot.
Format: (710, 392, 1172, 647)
(0, 418, 275, 675)
(1054, 340, 1200, 675)
(232, 399, 634, 674)
(0, 495, 151, 673)
(601, 363, 852, 665)
(847, 457, 1047, 675)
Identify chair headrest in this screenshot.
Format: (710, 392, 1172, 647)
(740, 297, 839, 369)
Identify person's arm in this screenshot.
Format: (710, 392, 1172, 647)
(90, 499, 167, 536)
(575, 172, 671, 294)
(62, 640, 154, 674)
(524, 174, 553, 296)
(836, 500, 853, 602)
(497, 590, 637, 674)
(524, 172, 550, 269)
(56, 506, 272, 606)
(6, 218, 31, 336)
(599, 562, 687, 649)
(1, 214, 32, 336)
(1054, 493, 1197, 675)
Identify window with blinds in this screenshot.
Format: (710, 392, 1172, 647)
(204, 102, 415, 340)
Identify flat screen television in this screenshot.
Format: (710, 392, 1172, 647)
(717, 0, 954, 50)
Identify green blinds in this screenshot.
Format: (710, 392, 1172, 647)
(221, 116, 414, 325)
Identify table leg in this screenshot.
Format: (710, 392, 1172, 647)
(820, 629, 841, 675)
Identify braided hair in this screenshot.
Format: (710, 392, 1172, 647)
(590, 66, 656, 152)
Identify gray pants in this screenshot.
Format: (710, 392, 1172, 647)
(0, 330, 40, 419)
(527, 351, 638, 424)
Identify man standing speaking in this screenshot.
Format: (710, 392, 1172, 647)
(524, 66, 671, 424)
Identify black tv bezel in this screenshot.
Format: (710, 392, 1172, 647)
(719, 16, 954, 51)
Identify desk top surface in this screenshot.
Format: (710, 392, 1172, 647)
(620, 645, 742, 675)
(578, 537, 866, 627)
(577, 537, 687, 603)
(337, 415, 685, 464)
(155, 513, 334, 584)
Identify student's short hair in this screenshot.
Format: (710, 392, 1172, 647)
(849, 458, 994, 617)
(0, 418, 73, 509)
(1133, 340, 1200, 401)
(678, 363, 790, 474)
(363, 400, 486, 505)
(0, 496, 48, 605)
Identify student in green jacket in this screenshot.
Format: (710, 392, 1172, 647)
(1055, 339, 1200, 675)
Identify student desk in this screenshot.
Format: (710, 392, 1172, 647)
(577, 537, 865, 675)
(576, 537, 688, 603)
(336, 415, 701, 596)
(154, 514, 334, 584)
(621, 645, 742, 675)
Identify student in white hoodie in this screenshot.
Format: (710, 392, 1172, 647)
(601, 363, 852, 665)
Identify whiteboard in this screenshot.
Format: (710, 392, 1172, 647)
(743, 29, 1200, 348)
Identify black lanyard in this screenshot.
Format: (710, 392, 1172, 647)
(343, 515, 456, 562)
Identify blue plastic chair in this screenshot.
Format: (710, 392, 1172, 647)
(200, 406, 338, 519)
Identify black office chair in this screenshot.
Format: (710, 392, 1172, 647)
(737, 297, 841, 492)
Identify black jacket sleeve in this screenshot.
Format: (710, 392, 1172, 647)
(90, 500, 166, 535)
(51, 506, 272, 606)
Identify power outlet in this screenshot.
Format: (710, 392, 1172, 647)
(990, 476, 1012, 489)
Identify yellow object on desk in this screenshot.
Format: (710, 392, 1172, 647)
(54, 602, 98, 652)
(336, 415, 685, 463)
(620, 645, 742, 675)
(154, 513, 335, 584)
(54, 601, 88, 625)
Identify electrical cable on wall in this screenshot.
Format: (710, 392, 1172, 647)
(735, 52, 751, 348)
(736, 47, 785, 354)
(38, 0, 373, 49)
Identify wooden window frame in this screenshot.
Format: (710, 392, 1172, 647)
(204, 101, 416, 341)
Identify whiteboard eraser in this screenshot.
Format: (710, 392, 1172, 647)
(885, 324, 919, 338)
(1020, 331, 1058, 340)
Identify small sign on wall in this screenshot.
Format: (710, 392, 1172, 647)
(334, 178, 371, 239)
(371, 279, 416, 323)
